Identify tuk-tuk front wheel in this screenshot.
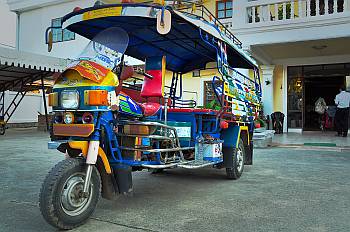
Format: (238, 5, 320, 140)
(0, 125, 5, 135)
(39, 158, 101, 230)
(226, 139, 245, 180)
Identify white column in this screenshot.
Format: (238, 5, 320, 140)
(307, 0, 311, 16)
(283, 2, 287, 19)
(334, 0, 338, 13)
(325, 0, 329, 14)
(252, 6, 256, 22)
(291, 1, 295, 19)
(316, 0, 320, 15)
(298, 0, 303, 17)
(275, 3, 279, 20)
(261, 65, 275, 117)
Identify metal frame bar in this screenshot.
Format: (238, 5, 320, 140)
(1, 72, 50, 123)
(41, 76, 49, 131)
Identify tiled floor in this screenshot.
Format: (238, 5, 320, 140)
(273, 131, 350, 147)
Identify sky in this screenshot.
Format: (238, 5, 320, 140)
(0, 0, 16, 48)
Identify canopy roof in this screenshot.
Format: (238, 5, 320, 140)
(0, 47, 68, 91)
(62, 3, 257, 73)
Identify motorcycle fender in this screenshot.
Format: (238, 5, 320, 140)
(86, 141, 99, 164)
(68, 141, 112, 174)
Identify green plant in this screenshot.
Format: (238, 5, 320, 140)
(205, 99, 221, 110)
(256, 118, 266, 128)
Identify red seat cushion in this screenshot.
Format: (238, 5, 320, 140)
(141, 70, 163, 98)
(140, 102, 162, 117)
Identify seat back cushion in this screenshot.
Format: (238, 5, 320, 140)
(141, 56, 165, 98)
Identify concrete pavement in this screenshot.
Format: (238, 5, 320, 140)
(0, 128, 349, 232)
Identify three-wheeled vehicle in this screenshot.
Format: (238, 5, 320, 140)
(40, 1, 262, 229)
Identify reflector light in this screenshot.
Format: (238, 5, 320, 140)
(84, 90, 108, 106)
(48, 93, 58, 107)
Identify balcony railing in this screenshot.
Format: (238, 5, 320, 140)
(247, 0, 349, 24)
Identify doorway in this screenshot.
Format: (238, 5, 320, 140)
(304, 75, 344, 131)
(287, 63, 350, 131)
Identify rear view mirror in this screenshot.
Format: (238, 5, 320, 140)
(156, 9, 171, 35)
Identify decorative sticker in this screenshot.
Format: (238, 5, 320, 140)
(67, 60, 110, 83)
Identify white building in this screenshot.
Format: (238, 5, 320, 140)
(3, 0, 350, 132)
(224, 0, 350, 132)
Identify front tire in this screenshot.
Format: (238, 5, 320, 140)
(226, 139, 245, 180)
(39, 158, 101, 230)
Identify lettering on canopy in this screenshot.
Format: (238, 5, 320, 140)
(83, 7, 122, 21)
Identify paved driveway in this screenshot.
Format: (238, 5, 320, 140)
(0, 128, 349, 232)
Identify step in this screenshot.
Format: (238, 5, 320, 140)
(177, 160, 217, 169)
(115, 133, 174, 140)
(118, 146, 194, 153)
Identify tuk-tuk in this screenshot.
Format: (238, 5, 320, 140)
(40, 2, 262, 229)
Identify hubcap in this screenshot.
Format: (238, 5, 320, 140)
(236, 148, 244, 172)
(61, 173, 93, 216)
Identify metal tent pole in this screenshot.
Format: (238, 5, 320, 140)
(41, 76, 49, 131)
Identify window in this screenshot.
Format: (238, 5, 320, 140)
(216, 0, 233, 19)
(51, 18, 75, 43)
(192, 70, 201, 77)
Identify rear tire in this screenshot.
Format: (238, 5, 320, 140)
(226, 139, 245, 180)
(39, 158, 101, 230)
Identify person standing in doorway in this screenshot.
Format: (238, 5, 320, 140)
(334, 86, 350, 137)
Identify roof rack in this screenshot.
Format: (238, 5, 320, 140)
(167, 1, 242, 48)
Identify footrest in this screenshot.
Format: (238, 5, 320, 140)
(178, 160, 216, 169)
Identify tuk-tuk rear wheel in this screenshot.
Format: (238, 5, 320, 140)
(39, 158, 101, 230)
(226, 139, 245, 180)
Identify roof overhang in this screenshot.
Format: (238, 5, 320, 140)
(0, 47, 69, 91)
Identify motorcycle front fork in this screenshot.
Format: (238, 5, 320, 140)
(82, 140, 100, 197)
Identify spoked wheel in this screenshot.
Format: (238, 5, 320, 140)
(0, 125, 5, 135)
(226, 139, 245, 180)
(39, 158, 101, 230)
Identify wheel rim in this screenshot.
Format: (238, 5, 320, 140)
(60, 173, 93, 216)
(236, 148, 244, 173)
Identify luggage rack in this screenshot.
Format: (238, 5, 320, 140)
(116, 120, 188, 161)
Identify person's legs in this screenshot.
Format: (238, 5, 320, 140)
(342, 108, 349, 137)
(335, 109, 342, 135)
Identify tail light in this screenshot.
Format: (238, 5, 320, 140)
(82, 112, 94, 124)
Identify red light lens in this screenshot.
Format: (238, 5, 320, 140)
(82, 112, 93, 124)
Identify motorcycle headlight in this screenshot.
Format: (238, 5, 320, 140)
(63, 112, 75, 124)
(61, 90, 79, 109)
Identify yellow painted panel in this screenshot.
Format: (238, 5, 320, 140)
(83, 6, 122, 21)
(273, 65, 284, 112)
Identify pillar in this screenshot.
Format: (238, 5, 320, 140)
(260, 65, 275, 117)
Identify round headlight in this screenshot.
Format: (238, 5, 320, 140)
(63, 112, 74, 124)
(82, 112, 93, 124)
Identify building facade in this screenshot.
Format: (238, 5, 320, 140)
(227, 0, 350, 132)
(5, 0, 350, 131)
